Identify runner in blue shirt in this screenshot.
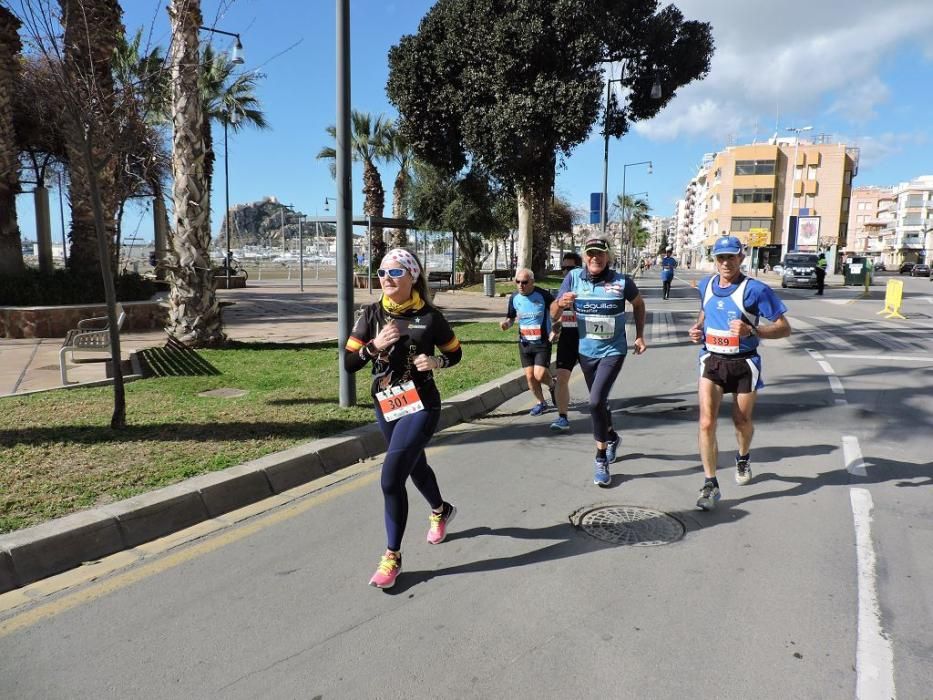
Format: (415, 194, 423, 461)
(688, 235, 792, 510)
(660, 246, 677, 300)
(501, 268, 556, 416)
(552, 234, 647, 486)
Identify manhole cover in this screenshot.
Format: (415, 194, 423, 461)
(576, 505, 685, 546)
(197, 388, 248, 398)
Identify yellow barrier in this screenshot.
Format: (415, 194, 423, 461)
(877, 279, 906, 319)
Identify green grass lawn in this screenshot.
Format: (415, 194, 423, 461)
(0, 322, 519, 533)
(459, 274, 565, 296)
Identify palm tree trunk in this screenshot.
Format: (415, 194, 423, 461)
(60, 0, 123, 277)
(0, 7, 25, 276)
(167, 0, 224, 347)
(362, 160, 386, 261)
(390, 168, 408, 247)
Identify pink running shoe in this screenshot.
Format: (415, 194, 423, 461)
(369, 551, 401, 589)
(427, 502, 457, 544)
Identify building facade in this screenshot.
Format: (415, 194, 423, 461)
(890, 176, 933, 266)
(847, 186, 895, 264)
(699, 139, 858, 270)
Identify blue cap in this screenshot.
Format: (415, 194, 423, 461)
(712, 235, 743, 255)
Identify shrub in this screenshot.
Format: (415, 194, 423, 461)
(0, 269, 158, 306)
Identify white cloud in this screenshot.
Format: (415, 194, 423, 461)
(635, 0, 933, 141)
(845, 131, 930, 171)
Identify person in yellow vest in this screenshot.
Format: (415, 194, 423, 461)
(815, 252, 828, 295)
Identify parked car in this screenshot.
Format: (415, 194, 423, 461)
(910, 263, 930, 277)
(781, 253, 819, 289)
(873, 260, 885, 272)
(899, 261, 915, 274)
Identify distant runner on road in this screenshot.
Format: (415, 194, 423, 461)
(345, 248, 463, 589)
(501, 268, 556, 417)
(552, 234, 647, 487)
(688, 235, 792, 510)
(660, 246, 677, 300)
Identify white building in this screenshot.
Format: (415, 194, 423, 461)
(890, 176, 933, 264)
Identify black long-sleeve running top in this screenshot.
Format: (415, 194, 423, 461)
(344, 302, 462, 409)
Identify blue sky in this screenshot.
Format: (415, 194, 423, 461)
(13, 0, 933, 243)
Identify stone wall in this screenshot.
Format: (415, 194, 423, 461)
(0, 301, 168, 339)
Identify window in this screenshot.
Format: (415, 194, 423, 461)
(807, 165, 818, 180)
(794, 166, 802, 181)
(844, 171, 852, 185)
(730, 218, 773, 232)
(841, 197, 849, 212)
(857, 201, 868, 211)
(906, 195, 924, 208)
(735, 160, 776, 176)
(732, 189, 774, 204)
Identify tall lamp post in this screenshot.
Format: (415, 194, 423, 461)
(197, 26, 244, 64)
(786, 125, 812, 253)
(601, 62, 662, 233)
(622, 161, 653, 270)
(223, 106, 240, 286)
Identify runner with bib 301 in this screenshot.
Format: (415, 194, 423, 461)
(552, 234, 647, 487)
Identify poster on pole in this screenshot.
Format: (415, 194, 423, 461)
(796, 216, 820, 249)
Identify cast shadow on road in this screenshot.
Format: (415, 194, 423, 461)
(384, 506, 749, 595)
(742, 457, 933, 504)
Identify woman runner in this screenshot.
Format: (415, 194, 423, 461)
(345, 248, 462, 589)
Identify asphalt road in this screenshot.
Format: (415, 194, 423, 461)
(0, 272, 930, 699)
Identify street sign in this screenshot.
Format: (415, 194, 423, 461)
(748, 228, 770, 247)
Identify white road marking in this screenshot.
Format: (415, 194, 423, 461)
(825, 353, 933, 363)
(806, 347, 845, 397)
(843, 435, 867, 476)
(828, 376, 845, 394)
(835, 398, 848, 405)
(806, 348, 825, 361)
(849, 488, 897, 700)
(817, 360, 835, 374)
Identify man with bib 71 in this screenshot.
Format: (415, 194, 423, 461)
(552, 234, 647, 487)
(688, 235, 791, 510)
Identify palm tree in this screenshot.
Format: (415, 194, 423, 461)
(317, 110, 391, 262)
(0, 6, 25, 276)
(614, 193, 650, 268)
(167, 0, 223, 346)
(60, 0, 124, 275)
(199, 44, 268, 204)
(382, 123, 414, 247)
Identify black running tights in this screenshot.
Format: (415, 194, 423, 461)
(375, 407, 443, 551)
(578, 354, 626, 443)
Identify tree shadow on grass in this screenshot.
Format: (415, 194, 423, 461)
(0, 418, 369, 447)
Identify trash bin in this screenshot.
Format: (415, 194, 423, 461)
(844, 256, 869, 286)
(483, 272, 496, 297)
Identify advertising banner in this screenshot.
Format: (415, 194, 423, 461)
(796, 216, 821, 249)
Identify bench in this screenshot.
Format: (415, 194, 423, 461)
(59, 303, 126, 384)
(493, 269, 512, 280)
(427, 271, 454, 290)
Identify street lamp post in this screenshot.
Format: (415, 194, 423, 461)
(197, 26, 244, 64)
(223, 107, 240, 286)
(622, 161, 653, 270)
(786, 125, 812, 253)
(600, 61, 662, 234)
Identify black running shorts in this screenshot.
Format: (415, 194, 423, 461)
(555, 329, 579, 371)
(519, 342, 552, 368)
(699, 352, 762, 394)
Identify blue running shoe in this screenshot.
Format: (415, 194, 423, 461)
(529, 402, 548, 416)
(605, 435, 620, 463)
(549, 415, 571, 432)
(593, 458, 611, 487)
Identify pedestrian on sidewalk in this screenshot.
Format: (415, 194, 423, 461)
(551, 234, 647, 487)
(500, 268, 556, 416)
(687, 235, 792, 510)
(549, 252, 582, 433)
(345, 248, 462, 589)
(815, 252, 827, 295)
(660, 246, 678, 300)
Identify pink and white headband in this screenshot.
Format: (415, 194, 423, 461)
(381, 248, 421, 281)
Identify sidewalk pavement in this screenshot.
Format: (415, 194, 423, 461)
(0, 281, 509, 397)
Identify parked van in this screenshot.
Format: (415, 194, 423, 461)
(781, 252, 819, 289)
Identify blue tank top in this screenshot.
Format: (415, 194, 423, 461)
(559, 269, 636, 358)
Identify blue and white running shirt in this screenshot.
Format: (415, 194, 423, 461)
(697, 274, 787, 355)
(558, 268, 640, 358)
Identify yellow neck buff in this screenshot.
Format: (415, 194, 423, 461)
(381, 289, 425, 315)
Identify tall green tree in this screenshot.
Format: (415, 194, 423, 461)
(383, 123, 414, 247)
(0, 6, 24, 276)
(409, 163, 508, 284)
(387, 0, 714, 277)
(317, 110, 392, 262)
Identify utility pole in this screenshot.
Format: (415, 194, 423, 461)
(336, 0, 355, 406)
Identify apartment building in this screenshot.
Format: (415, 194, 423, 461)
(890, 176, 933, 265)
(698, 139, 858, 269)
(847, 186, 895, 263)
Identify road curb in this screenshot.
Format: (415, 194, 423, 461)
(0, 367, 529, 593)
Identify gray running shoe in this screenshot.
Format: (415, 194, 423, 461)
(735, 456, 752, 485)
(696, 480, 721, 510)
